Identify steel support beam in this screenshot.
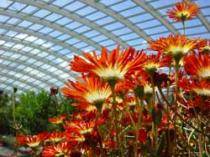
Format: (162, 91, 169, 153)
(0, 23, 80, 54)
(10, 0, 129, 48)
(133, 0, 177, 34)
(0, 55, 64, 83)
(0, 35, 70, 63)
(0, 64, 52, 87)
(0, 38, 71, 75)
(0, 46, 73, 81)
(0, 8, 101, 51)
(0, 72, 44, 90)
(81, 0, 151, 41)
(0, 81, 31, 93)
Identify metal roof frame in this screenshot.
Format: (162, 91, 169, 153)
(0, 0, 209, 93)
(133, 0, 177, 34)
(0, 55, 64, 83)
(10, 0, 129, 48)
(0, 8, 102, 51)
(0, 44, 70, 75)
(81, 0, 151, 41)
(0, 23, 81, 54)
(0, 64, 52, 87)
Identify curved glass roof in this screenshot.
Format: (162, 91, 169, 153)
(0, 0, 209, 93)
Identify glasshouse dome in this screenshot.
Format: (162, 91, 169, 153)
(0, 0, 209, 156)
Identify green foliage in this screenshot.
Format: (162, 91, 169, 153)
(0, 91, 13, 134)
(15, 90, 50, 134)
(14, 90, 74, 134)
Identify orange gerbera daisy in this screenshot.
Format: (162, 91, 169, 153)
(48, 115, 66, 125)
(65, 121, 95, 135)
(62, 76, 112, 108)
(66, 132, 85, 143)
(42, 142, 71, 157)
(16, 133, 47, 148)
(148, 34, 199, 61)
(46, 132, 66, 143)
(180, 79, 210, 96)
(167, 1, 199, 22)
(25, 136, 42, 148)
(142, 53, 171, 74)
(184, 54, 210, 79)
(70, 47, 146, 82)
(197, 39, 210, 53)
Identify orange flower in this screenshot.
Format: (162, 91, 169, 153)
(65, 121, 95, 135)
(138, 128, 147, 143)
(103, 139, 117, 150)
(191, 81, 210, 96)
(180, 79, 210, 96)
(62, 76, 112, 107)
(167, 1, 199, 22)
(16, 134, 26, 145)
(66, 132, 85, 143)
(184, 54, 210, 79)
(72, 102, 97, 112)
(16, 133, 47, 148)
(70, 47, 146, 82)
(197, 39, 210, 53)
(48, 115, 66, 124)
(46, 132, 66, 143)
(25, 136, 42, 147)
(142, 53, 171, 74)
(148, 35, 199, 60)
(42, 142, 71, 157)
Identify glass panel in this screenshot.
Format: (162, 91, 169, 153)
(21, 5, 38, 14)
(9, 2, 26, 11)
(76, 6, 96, 16)
(64, 1, 85, 12)
(0, 0, 13, 8)
(110, 0, 136, 12)
(33, 9, 51, 18)
(53, 0, 73, 7)
(119, 6, 144, 17)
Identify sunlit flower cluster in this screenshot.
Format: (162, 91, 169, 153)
(15, 1, 210, 157)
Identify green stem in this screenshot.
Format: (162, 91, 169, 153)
(111, 87, 122, 157)
(166, 66, 171, 97)
(174, 61, 180, 103)
(182, 20, 186, 35)
(151, 77, 157, 154)
(197, 115, 203, 157)
(54, 94, 58, 115)
(198, 133, 203, 157)
(96, 112, 104, 157)
(134, 97, 142, 157)
(12, 91, 16, 127)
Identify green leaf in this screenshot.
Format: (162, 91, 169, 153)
(152, 109, 162, 125)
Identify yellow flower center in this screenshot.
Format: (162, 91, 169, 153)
(80, 128, 93, 134)
(176, 11, 190, 20)
(75, 136, 85, 142)
(94, 66, 127, 81)
(202, 46, 210, 52)
(167, 46, 190, 56)
(52, 120, 63, 124)
(85, 89, 111, 104)
(49, 137, 64, 143)
(27, 141, 40, 148)
(198, 67, 210, 79)
(144, 62, 160, 73)
(55, 152, 65, 157)
(86, 105, 97, 112)
(144, 84, 153, 94)
(193, 88, 210, 96)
